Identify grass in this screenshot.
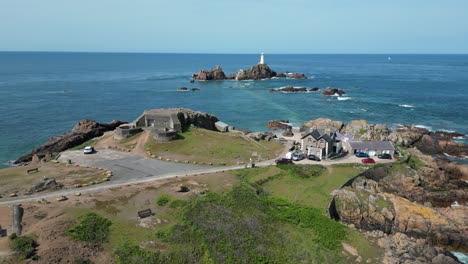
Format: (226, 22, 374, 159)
(0, 162, 104, 195)
(145, 127, 284, 165)
(70, 138, 98, 150)
(257, 164, 364, 209)
(56, 164, 382, 263)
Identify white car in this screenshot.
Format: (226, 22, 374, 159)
(83, 146, 95, 154)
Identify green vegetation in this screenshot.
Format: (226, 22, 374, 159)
(9, 235, 38, 260)
(145, 127, 284, 165)
(407, 154, 424, 170)
(66, 213, 112, 245)
(359, 129, 368, 135)
(114, 241, 161, 264)
(70, 138, 98, 150)
(265, 197, 346, 250)
(65, 164, 382, 263)
(237, 164, 363, 209)
(156, 194, 171, 206)
(169, 199, 188, 208)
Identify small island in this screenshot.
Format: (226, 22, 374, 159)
(191, 53, 306, 81)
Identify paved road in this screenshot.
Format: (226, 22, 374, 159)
(57, 149, 212, 183)
(0, 148, 393, 205)
(0, 149, 261, 205)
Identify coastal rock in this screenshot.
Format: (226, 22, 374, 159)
(322, 87, 346, 96)
(15, 119, 125, 164)
(190, 88, 200, 92)
(282, 128, 294, 137)
(300, 118, 344, 132)
(275, 72, 287, 78)
(334, 187, 468, 251)
(414, 132, 468, 156)
(344, 120, 392, 141)
(248, 132, 277, 141)
(235, 64, 276, 80)
(269, 86, 308, 93)
(177, 87, 188, 91)
(192, 66, 226, 81)
(286, 72, 306, 79)
(266, 120, 291, 130)
(309, 87, 320, 92)
(371, 232, 462, 264)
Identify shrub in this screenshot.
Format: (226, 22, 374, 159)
(169, 199, 187, 208)
(9, 235, 38, 259)
(114, 241, 161, 264)
(66, 212, 112, 244)
(156, 195, 171, 206)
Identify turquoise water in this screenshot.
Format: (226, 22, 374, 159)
(0, 52, 467, 166)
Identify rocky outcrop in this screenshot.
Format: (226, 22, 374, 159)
(388, 125, 429, 147)
(334, 187, 467, 251)
(300, 118, 344, 132)
(321, 87, 346, 96)
(269, 86, 308, 93)
(30, 178, 63, 193)
(365, 231, 461, 264)
(248, 132, 277, 141)
(333, 150, 468, 251)
(14, 119, 124, 164)
(414, 132, 468, 156)
(235, 64, 276, 80)
(344, 120, 392, 141)
(309, 87, 320, 92)
(192, 66, 226, 81)
(173, 109, 219, 131)
(266, 120, 291, 130)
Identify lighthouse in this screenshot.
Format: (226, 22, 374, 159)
(259, 52, 265, 65)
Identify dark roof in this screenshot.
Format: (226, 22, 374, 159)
(301, 129, 333, 143)
(348, 141, 395, 150)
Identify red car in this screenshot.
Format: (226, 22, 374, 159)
(361, 158, 375, 164)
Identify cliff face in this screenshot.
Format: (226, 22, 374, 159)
(14, 119, 125, 164)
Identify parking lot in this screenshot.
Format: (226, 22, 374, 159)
(58, 149, 212, 183)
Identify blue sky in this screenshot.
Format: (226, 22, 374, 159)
(1, 0, 467, 53)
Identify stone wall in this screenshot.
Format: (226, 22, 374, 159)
(114, 125, 143, 139)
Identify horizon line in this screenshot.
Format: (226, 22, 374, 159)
(0, 50, 467, 55)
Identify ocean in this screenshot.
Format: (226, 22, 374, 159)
(0, 52, 467, 167)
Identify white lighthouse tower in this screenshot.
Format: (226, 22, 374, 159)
(259, 52, 265, 65)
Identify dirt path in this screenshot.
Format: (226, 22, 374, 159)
(131, 130, 150, 157)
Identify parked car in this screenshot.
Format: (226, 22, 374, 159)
(378, 153, 392, 159)
(307, 154, 321, 161)
(292, 152, 305, 161)
(355, 152, 369, 158)
(83, 146, 95, 154)
(361, 158, 375, 164)
(275, 158, 294, 165)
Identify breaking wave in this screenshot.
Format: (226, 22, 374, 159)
(399, 104, 414, 108)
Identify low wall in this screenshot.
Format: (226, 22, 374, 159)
(114, 126, 142, 139)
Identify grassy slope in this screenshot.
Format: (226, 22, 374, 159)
(146, 127, 284, 165)
(32, 164, 381, 263)
(235, 164, 383, 262)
